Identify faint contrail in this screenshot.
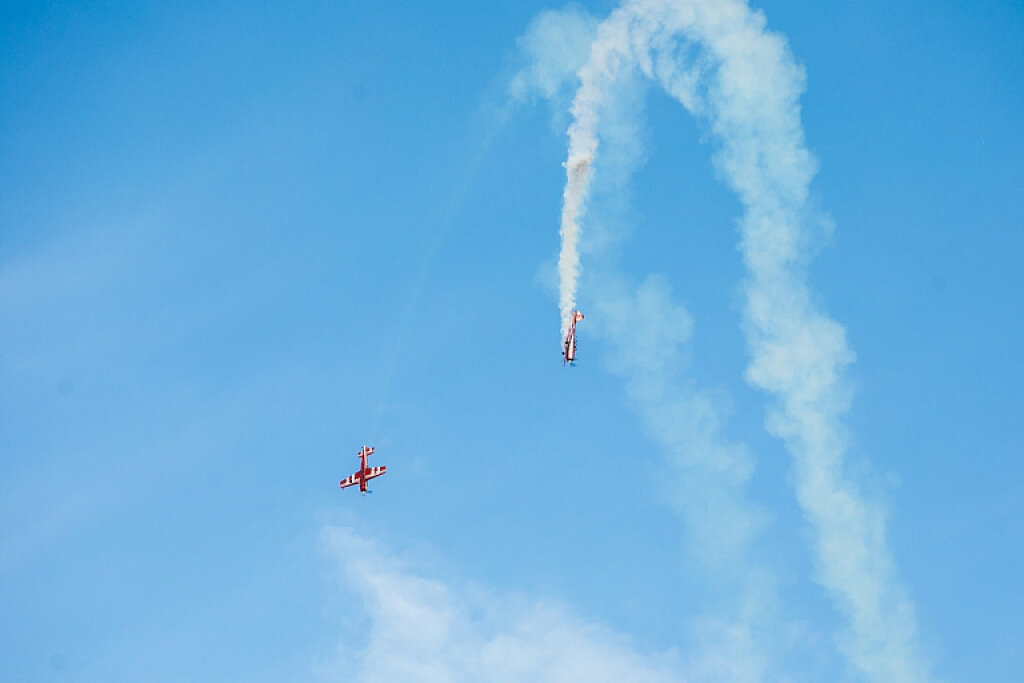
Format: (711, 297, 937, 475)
(551, 0, 930, 680)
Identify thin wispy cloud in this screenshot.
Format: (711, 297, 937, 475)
(320, 526, 688, 683)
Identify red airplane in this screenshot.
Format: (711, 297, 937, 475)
(340, 446, 387, 494)
(562, 310, 584, 365)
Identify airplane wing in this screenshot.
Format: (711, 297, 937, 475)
(339, 473, 361, 488)
(363, 465, 387, 481)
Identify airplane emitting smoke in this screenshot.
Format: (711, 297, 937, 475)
(548, 0, 930, 680)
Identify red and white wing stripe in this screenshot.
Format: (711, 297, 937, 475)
(340, 473, 361, 488)
(364, 465, 387, 481)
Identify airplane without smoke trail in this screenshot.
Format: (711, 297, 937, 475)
(562, 310, 584, 365)
(340, 445, 387, 494)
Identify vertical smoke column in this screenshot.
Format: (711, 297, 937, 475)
(653, 3, 931, 679)
(557, 4, 650, 335)
(558, 153, 592, 334)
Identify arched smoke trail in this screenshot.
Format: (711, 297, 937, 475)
(520, 10, 786, 678)
(553, 0, 930, 680)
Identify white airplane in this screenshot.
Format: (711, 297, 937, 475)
(562, 310, 584, 366)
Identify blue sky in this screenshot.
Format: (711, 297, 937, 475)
(1, 1, 1021, 681)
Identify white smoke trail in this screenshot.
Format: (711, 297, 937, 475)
(557, 3, 653, 334)
(547, 7, 788, 681)
(551, 0, 930, 680)
(593, 274, 781, 683)
(558, 153, 591, 333)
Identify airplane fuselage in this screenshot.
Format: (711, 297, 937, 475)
(562, 312, 582, 365)
(563, 331, 576, 364)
